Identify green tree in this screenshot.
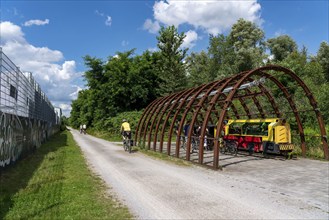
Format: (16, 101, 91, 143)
(83, 56, 105, 89)
(267, 35, 298, 62)
(229, 18, 266, 72)
(103, 49, 161, 113)
(70, 89, 94, 128)
(157, 25, 188, 95)
(70, 49, 161, 130)
(316, 41, 329, 81)
(186, 51, 212, 87)
(208, 34, 237, 78)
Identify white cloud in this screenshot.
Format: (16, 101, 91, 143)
(59, 103, 72, 111)
(23, 19, 49, 27)
(147, 47, 158, 52)
(0, 21, 82, 116)
(121, 40, 129, 47)
(95, 10, 104, 17)
(0, 21, 26, 44)
(105, 16, 112, 26)
(143, 19, 160, 34)
(274, 29, 286, 37)
(181, 30, 198, 49)
(150, 0, 262, 35)
(69, 85, 83, 100)
(95, 10, 112, 27)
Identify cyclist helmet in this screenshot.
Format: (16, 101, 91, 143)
(122, 119, 127, 122)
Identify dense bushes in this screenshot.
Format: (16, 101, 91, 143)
(87, 110, 143, 141)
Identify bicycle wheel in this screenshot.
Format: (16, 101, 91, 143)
(128, 141, 132, 153)
(227, 140, 238, 155)
(180, 137, 186, 150)
(191, 138, 199, 153)
(123, 139, 128, 151)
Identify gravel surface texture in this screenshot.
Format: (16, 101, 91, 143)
(70, 128, 329, 219)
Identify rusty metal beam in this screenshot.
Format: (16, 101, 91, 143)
(147, 92, 185, 150)
(156, 89, 194, 153)
(137, 98, 163, 146)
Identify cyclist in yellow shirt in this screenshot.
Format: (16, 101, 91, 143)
(121, 119, 131, 140)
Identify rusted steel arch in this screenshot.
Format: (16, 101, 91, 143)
(196, 73, 247, 164)
(136, 65, 328, 168)
(258, 83, 281, 118)
(138, 97, 165, 145)
(213, 68, 300, 168)
(270, 66, 328, 159)
(237, 91, 252, 119)
(166, 80, 221, 156)
(182, 87, 249, 160)
(256, 71, 307, 155)
(246, 88, 266, 118)
(214, 65, 328, 168)
(180, 78, 232, 160)
(135, 98, 160, 145)
(212, 78, 280, 119)
(152, 90, 189, 151)
(185, 72, 251, 161)
(146, 91, 186, 150)
(211, 70, 304, 167)
(136, 98, 162, 145)
(170, 82, 219, 157)
(140, 96, 168, 148)
(157, 89, 195, 153)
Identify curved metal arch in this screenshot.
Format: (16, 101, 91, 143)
(257, 71, 306, 155)
(151, 90, 190, 151)
(140, 96, 169, 148)
(213, 67, 300, 168)
(137, 98, 163, 145)
(258, 83, 281, 118)
(214, 66, 328, 168)
(146, 91, 186, 150)
(180, 78, 232, 160)
(169, 81, 220, 157)
(137, 65, 328, 167)
(158, 87, 201, 153)
(268, 66, 328, 159)
(196, 73, 246, 165)
(246, 87, 266, 118)
(181, 84, 249, 159)
(135, 98, 160, 144)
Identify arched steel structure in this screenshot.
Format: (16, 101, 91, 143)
(135, 65, 328, 169)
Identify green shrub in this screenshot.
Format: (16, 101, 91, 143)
(292, 125, 328, 159)
(88, 110, 143, 141)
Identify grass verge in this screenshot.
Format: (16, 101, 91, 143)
(0, 130, 132, 220)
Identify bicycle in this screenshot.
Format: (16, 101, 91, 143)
(122, 132, 132, 153)
(191, 136, 199, 153)
(180, 136, 199, 153)
(180, 136, 186, 150)
(220, 139, 238, 156)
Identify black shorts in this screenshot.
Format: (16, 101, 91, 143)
(122, 131, 131, 139)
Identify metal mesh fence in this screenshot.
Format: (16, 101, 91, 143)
(0, 48, 57, 124)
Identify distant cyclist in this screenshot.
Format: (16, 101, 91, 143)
(121, 119, 131, 140)
(82, 124, 87, 134)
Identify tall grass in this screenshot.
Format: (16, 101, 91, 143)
(0, 130, 132, 219)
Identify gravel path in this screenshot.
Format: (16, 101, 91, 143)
(70, 129, 329, 219)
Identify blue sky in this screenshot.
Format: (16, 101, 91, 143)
(1, 0, 328, 116)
